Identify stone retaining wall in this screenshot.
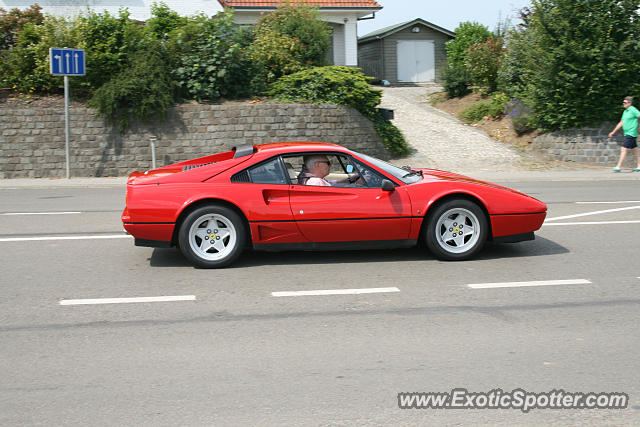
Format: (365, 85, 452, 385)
(0, 103, 388, 178)
(531, 122, 633, 166)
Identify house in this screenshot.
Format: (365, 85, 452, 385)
(358, 18, 455, 84)
(218, 0, 382, 67)
(0, 0, 223, 21)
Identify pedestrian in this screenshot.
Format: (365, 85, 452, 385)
(608, 96, 640, 172)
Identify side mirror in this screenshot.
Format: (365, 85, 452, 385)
(381, 179, 395, 191)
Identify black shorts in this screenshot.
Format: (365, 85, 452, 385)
(623, 135, 638, 149)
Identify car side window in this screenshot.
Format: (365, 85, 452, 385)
(282, 153, 388, 188)
(350, 158, 386, 188)
(248, 158, 287, 184)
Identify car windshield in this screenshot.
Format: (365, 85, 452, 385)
(352, 151, 422, 184)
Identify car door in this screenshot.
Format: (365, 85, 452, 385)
(287, 153, 413, 243)
(231, 156, 302, 244)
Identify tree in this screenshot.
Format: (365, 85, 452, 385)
(248, 4, 331, 88)
(444, 21, 493, 97)
(445, 21, 492, 68)
(502, 0, 640, 130)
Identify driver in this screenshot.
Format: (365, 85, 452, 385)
(299, 155, 332, 186)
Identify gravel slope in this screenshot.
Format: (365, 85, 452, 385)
(380, 86, 537, 174)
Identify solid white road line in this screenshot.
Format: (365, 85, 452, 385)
(1, 211, 82, 215)
(59, 295, 196, 305)
(271, 287, 400, 297)
(543, 220, 640, 226)
(0, 234, 132, 242)
(546, 205, 640, 221)
(576, 201, 640, 204)
(467, 279, 592, 289)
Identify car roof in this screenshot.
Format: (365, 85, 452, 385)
(254, 141, 348, 155)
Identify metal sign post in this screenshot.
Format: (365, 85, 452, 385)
(50, 47, 86, 179)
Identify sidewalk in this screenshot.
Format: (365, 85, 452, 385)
(0, 169, 638, 189)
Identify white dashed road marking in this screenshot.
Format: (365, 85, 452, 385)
(544, 220, 640, 226)
(0, 234, 132, 242)
(272, 287, 400, 297)
(59, 295, 196, 305)
(546, 206, 640, 222)
(576, 201, 640, 204)
(467, 279, 592, 289)
(1, 211, 82, 215)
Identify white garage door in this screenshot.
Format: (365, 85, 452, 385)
(397, 40, 435, 83)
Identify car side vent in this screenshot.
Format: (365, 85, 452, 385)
(231, 170, 251, 183)
(182, 161, 216, 171)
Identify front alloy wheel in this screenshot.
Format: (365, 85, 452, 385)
(178, 205, 245, 268)
(426, 199, 487, 260)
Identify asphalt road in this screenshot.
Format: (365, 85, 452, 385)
(1, 179, 640, 425)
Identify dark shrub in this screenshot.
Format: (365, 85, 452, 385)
(443, 65, 472, 98)
(89, 42, 176, 134)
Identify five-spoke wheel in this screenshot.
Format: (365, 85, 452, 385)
(425, 199, 487, 260)
(178, 205, 245, 268)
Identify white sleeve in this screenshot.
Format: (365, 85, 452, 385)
(306, 177, 331, 186)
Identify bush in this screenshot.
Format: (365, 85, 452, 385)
(1, 15, 82, 92)
(497, 15, 535, 98)
(465, 37, 503, 94)
(460, 102, 490, 123)
(89, 42, 176, 134)
(171, 11, 254, 101)
(487, 92, 509, 116)
(268, 66, 381, 113)
(249, 5, 331, 87)
(1, 8, 152, 93)
(0, 4, 43, 52)
(268, 66, 410, 156)
(78, 9, 151, 90)
(459, 92, 508, 123)
(147, 1, 187, 40)
(370, 114, 410, 157)
(504, 98, 535, 134)
(443, 65, 472, 98)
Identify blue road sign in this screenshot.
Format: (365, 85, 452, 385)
(49, 48, 86, 76)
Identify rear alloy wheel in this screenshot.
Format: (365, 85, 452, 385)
(425, 199, 487, 261)
(178, 205, 245, 268)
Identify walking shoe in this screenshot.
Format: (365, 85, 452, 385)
(633, 168, 640, 172)
(612, 167, 621, 172)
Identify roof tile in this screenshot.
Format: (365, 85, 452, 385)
(219, 0, 381, 8)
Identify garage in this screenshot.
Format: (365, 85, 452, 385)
(358, 18, 454, 84)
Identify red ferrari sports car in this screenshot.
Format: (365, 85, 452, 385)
(122, 142, 546, 268)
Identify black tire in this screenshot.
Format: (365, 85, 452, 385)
(425, 199, 488, 261)
(178, 204, 246, 268)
